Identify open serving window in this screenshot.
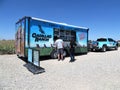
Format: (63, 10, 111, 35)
(54, 28, 76, 41)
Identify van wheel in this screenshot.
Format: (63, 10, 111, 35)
(115, 46, 118, 50)
(51, 50, 58, 59)
(102, 46, 106, 52)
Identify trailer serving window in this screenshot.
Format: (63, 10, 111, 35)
(54, 28, 76, 41)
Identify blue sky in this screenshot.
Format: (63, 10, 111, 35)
(0, 0, 120, 40)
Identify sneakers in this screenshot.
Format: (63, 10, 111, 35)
(58, 59, 60, 61)
(58, 59, 64, 61)
(61, 57, 64, 60)
(69, 59, 76, 63)
(69, 60, 74, 62)
(58, 56, 64, 61)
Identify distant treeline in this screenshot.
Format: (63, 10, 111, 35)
(0, 40, 15, 54)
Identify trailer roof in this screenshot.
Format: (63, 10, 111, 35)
(32, 17, 88, 30)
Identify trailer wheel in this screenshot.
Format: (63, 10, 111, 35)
(51, 50, 58, 59)
(63, 50, 67, 57)
(51, 50, 67, 59)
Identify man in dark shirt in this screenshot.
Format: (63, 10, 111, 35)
(69, 39, 77, 62)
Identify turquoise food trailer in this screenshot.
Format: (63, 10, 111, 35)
(15, 16, 89, 58)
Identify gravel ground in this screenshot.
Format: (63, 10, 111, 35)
(0, 48, 120, 90)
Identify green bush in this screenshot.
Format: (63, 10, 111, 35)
(119, 43, 120, 47)
(0, 40, 15, 54)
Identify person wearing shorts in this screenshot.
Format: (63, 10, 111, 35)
(55, 36, 64, 61)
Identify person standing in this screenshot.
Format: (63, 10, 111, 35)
(55, 36, 64, 61)
(69, 39, 77, 62)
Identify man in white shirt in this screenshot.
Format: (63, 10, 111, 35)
(55, 36, 64, 61)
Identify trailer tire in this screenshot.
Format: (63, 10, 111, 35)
(51, 49, 67, 59)
(63, 50, 67, 57)
(51, 50, 58, 59)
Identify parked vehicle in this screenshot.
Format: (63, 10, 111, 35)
(92, 38, 118, 52)
(15, 16, 89, 59)
(88, 40, 93, 51)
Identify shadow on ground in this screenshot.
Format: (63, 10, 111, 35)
(23, 63, 45, 74)
(18, 57, 45, 74)
(18, 53, 88, 74)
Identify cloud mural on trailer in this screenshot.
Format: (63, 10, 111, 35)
(76, 31, 87, 47)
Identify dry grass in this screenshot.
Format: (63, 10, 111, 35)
(0, 40, 15, 54)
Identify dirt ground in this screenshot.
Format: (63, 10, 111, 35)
(0, 48, 120, 90)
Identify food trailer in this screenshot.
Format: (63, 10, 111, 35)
(15, 16, 89, 59)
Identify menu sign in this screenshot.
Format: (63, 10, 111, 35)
(33, 50, 40, 67)
(28, 49, 40, 67)
(28, 49, 32, 63)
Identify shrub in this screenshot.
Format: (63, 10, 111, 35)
(0, 40, 15, 54)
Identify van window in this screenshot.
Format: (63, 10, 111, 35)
(97, 38, 107, 42)
(108, 38, 114, 42)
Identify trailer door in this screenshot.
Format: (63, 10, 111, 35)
(15, 20, 25, 57)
